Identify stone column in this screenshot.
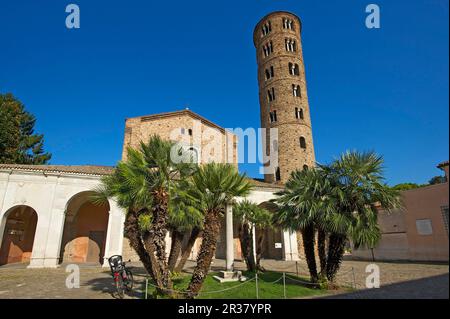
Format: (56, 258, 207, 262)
(252, 223, 257, 263)
(42, 208, 66, 268)
(282, 229, 300, 261)
(225, 204, 234, 271)
(102, 200, 126, 267)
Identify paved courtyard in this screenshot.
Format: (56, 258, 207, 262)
(0, 259, 448, 299)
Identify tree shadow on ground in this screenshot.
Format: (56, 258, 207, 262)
(83, 266, 149, 299)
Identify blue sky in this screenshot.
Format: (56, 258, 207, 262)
(0, 0, 448, 185)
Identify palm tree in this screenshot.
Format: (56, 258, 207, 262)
(167, 186, 203, 272)
(234, 200, 272, 272)
(273, 168, 332, 282)
(184, 163, 253, 298)
(274, 151, 400, 285)
(91, 164, 165, 289)
(92, 135, 196, 295)
(322, 151, 401, 283)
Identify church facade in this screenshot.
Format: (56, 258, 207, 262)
(0, 11, 315, 268)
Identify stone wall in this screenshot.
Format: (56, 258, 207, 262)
(122, 110, 237, 165)
(254, 11, 316, 183)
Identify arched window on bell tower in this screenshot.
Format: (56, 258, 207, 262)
(299, 136, 307, 149)
(275, 167, 281, 181)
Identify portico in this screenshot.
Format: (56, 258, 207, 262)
(0, 164, 124, 268)
(0, 164, 299, 270)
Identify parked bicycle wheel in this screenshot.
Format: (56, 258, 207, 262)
(124, 269, 134, 291)
(115, 274, 125, 299)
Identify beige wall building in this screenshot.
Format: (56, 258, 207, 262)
(119, 109, 299, 264)
(353, 161, 449, 262)
(122, 109, 237, 165)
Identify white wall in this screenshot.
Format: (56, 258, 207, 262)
(0, 170, 125, 268)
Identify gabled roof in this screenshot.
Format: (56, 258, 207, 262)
(127, 109, 234, 136)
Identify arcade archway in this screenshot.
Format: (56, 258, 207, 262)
(256, 201, 283, 260)
(0, 206, 38, 265)
(59, 192, 110, 264)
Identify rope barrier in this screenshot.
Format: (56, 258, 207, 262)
(144, 276, 257, 297)
(285, 274, 320, 286)
(143, 268, 358, 299)
(199, 277, 256, 295)
(265, 276, 284, 284)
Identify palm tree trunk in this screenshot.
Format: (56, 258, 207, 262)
(123, 209, 155, 278)
(317, 229, 327, 278)
(326, 233, 346, 284)
(255, 230, 266, 272)
(150, 189, 173, 292)
(124, 209, 166, 293)
(168, 229, 184, 272)
(239, 223, 256, 272)
(187, 209, 221, 298)
(175, 227, 201, 273)
(142, 231, 165, 291)
(302, 225, 318, 282)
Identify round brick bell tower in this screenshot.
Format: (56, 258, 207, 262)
(253, 11, 316, 184)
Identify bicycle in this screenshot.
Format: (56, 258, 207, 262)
(108, 255, 134, 299)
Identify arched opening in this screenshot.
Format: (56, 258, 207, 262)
(299, 136, 307, 149)
(0, 206, 38, 266)
(256, 202, 283, 260)
(59, 192, 110, 265)
(275, 167, 281, 181)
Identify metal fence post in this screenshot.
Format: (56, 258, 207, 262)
(351, 267, 357, 289)
(145, 278, 148, 299)
(295, 261, 299, 277)
(255, 273, 259, 299)
(283, 272, 286, 299)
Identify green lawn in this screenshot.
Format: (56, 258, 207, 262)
(145, 271, 327, 299)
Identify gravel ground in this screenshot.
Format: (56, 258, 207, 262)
(0, 258, 448, 299)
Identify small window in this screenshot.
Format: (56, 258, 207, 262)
(285, 39, 297, 52)
(416, 219, 433, 235)
(263, 41, 274, 57)
(295, 107, 304, 119)
(188, 129, 193, 136)
(265, 66, 274, 80)
(442, 206, 449, 237)
(299, 136, 306, 149)
(269, 110, 277, 123)
(275, 167, 281, 181)
(292, 84, 301, 97)
(267, 88, 275, 102)
(289, 63, 300, 76)
(262, 21, 272, 36)
(283, 18, 295, 30)
(303, 165, 308, 171)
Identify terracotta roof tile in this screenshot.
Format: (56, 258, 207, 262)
(0, 164, 284, 190)
(0, 164, 115, 176)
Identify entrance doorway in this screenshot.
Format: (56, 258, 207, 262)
(60, 192, 109, 265)
(0, 206, 38, 265)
